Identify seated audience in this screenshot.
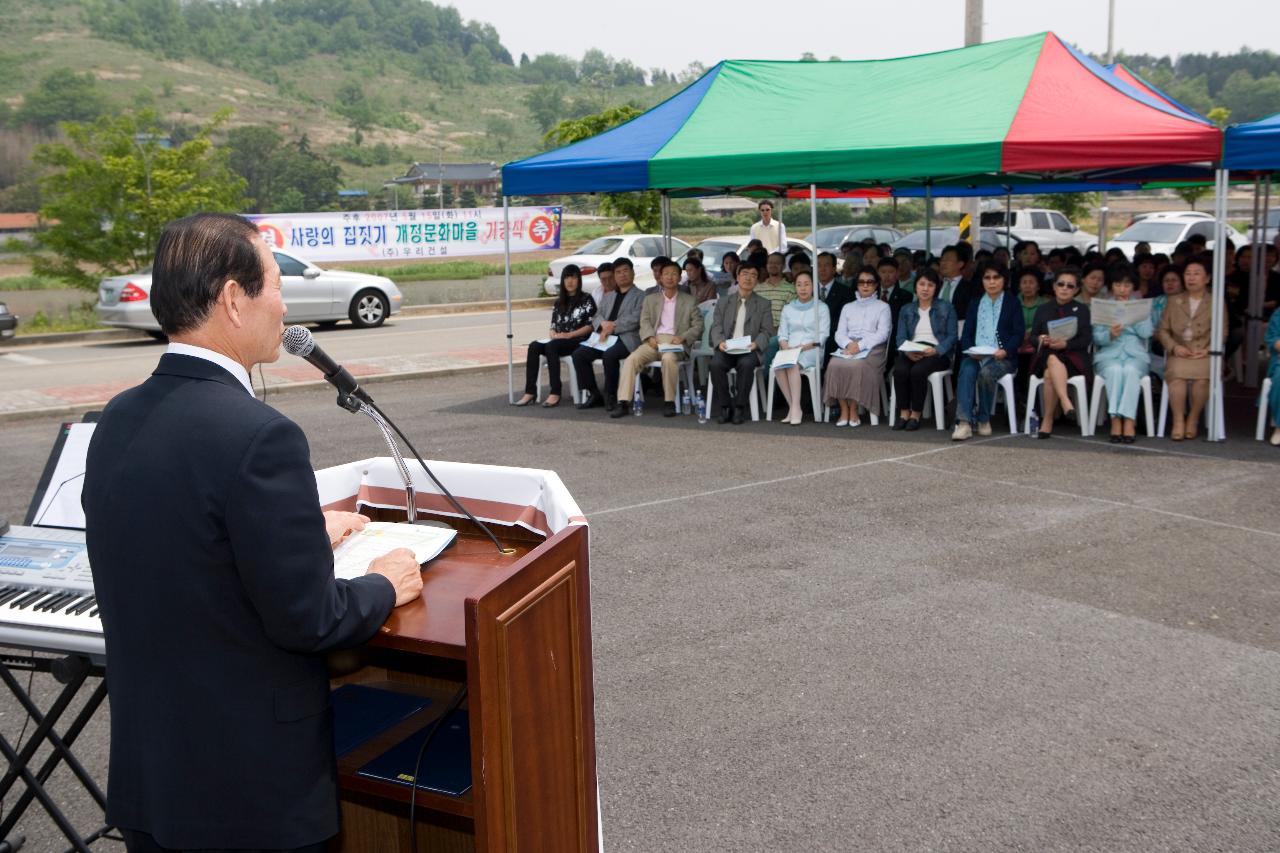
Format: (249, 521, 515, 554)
(589, 260, 615, 306)
(772, 272, 830, 425)
(679, 257, 717, 304)
(952, 262, 1024, 441)
(1156, 256, 1224, 441)
(824, 266, 891, 428)
(1079, 261, 1106, 304)
(709, 263, 775, 424)
(1134, 252, 1157, 296)
(757, 252, 797, 369)
(573, 257, 645, 412)
(515, 264, 597, 408)
(615, 261, 704, 418)
(895, 249, 916, 294)
(716, 251, 741, 292)
(1030, 266, 1092, 438)
(877, 256, 912, 371)
(892, 268, 958, 430)
(1092, 264, 1153, 443)
(1267, 307, 1280, 445)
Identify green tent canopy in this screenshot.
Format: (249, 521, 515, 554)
(502, 32, 1222, 196)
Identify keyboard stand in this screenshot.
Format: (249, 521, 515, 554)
(0, 650, 114, 852)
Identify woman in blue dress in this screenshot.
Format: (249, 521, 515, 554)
(773, 271, 830, 425)
(1266, 308, 1280, 446)
(1092, 264, 1153, 444)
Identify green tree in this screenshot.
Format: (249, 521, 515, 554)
(335, 80, 377, 137)
(524, 84, 567, 133)
(1031, 192, 1098, 223)
(545, 105, 659, 231)
(459, 188, 478, 208)
(31, 109, 246, 289)
(1174, 185, 1212, 210)
(226, 126, 341, 213)
(16, 68, 108, 130)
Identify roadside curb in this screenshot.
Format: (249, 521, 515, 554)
(0, 298, 553, 348)
(0, 362, 510, 425)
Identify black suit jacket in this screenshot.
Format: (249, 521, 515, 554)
(83, 354, 395, 849)
(821, 281, 856, 355)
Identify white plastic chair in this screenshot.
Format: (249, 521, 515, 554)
(642, 358, 692, 413)
(888, 369, 954, 430)
(1024, 374, 1091, 435)
(1156, 378, 1225, 439)
(828, 380, 888, 426)
(705, 365, 762, 422)
(536, 355, 580, 404)
(1257, 376, 1274, 441)
(994, 373, 1019, 435)
(1091, 374, 1156, 437)
(766, 362, 823, 423)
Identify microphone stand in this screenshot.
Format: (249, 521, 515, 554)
(332, 386, 511, 554)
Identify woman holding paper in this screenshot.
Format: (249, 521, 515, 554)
(1028, 268, 1092, 437)
(952, 263, 1024, 441)
(1092, 265, 1153, 443)
(824, 266, 891, 427)
(515, 264, 596, 407)
(773, 272, 831, 425)
(891, 268, 957, 430)
(1157, 257, 1224, 441)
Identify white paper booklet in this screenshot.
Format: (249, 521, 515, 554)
(724, 335, 752, 354)
(332, 522, 457, 580)
(898, 340, 932, 353)
(964, 345, 997, 356)
(583, 332, 615, 351)
(658, 343, 684, 353)
(1091, 298, 1152, 327)
(771, 348, 802, 368)
(1046, 316, 1078, 341)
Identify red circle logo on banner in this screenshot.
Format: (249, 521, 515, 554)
(257, 223, 285, 248)
(528, 215, 556, 247)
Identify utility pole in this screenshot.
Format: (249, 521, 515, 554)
(963, 0, 983, 252)
(1099, 0, 1117, 250)
(438, 148, 444, 211)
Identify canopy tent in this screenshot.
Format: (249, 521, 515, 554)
(1223, 112, 1279, 385)
(503, 32, 1220, 196)
(500, 31, 1238, 436)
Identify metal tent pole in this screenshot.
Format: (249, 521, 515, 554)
(924, 183, 933, 259)
(811, 184, 821, 419)
(660, 191, 671, 257)
(503, 196, 514, 404)
(1246, 179, 1263, 386)
(1005, 188, 1012, 248)
(1208, 168, 1228, 441)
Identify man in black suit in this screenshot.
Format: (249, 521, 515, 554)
(817, 251, 854, 362)
(708, 262, 775, 424)
(82, 213, 424, 853)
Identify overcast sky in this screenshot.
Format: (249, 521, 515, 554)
(446, 0, 1280, 72)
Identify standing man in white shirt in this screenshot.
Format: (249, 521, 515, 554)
(749, 199, 788, 254)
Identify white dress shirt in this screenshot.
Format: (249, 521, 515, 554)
(166, 342, 254, 396)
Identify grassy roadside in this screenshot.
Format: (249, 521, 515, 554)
(15, 303, 101, 335)
(367, 259, 548, 282)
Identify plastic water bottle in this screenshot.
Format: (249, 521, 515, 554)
(632, 384, 643, 416)
(681, 388, 692, 414)
(1028, 410, 1040, 436)
(695, 390, 707, 424)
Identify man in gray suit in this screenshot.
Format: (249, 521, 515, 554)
(709, 262, 775, 424)
(573, 256, 645, 412)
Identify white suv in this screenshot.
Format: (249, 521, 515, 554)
(979, 208, 1097, 252)
(1110, 212, 1248, 258)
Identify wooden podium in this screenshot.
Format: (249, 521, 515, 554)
(318, 460, 598, 853)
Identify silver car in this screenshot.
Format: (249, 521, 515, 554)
(96, 250, 403, 337)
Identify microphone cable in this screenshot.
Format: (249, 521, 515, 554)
(407, 683, 468, 849)
(363, 399, 513, 556)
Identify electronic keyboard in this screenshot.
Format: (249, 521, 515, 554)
(0, 525, 103, 656)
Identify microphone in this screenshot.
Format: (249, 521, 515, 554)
(282, 326, 366, 406)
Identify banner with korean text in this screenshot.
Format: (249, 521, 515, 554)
(247, 207, 562, 263)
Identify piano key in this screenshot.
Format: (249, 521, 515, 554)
(25, 593, 62, 612)
(0, 593, 102, 640)
(10, 590, 46, 609)
(39, 593, 76, 613)
(89, 608, 98, 618)
(0, 588, 24, 607)
(63, 596, 90, 615)
(71, 597, 96, 616)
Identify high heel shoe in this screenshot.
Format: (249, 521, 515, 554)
(513, 395, 535, 407)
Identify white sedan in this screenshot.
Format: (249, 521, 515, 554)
(96, 250, 403, 338)
(542, 234, 693, 296)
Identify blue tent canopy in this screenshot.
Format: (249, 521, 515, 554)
(1224, 112, 1280, 171)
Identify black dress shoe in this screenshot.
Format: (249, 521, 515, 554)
(891, 418, 908, 431)
(716, 407, 733, 424)
(1122, 435, 1136, 444)
(1109, 435, 1122, 444)
(904, 417, 921, 431)
(732, 408, 746, 425)
(610, 402, 630, 418)
(576, 391, 603, 410)
(604, 394, 618, 412)
(1035, 431, 1053, 439)
(663, 401, 678, 417)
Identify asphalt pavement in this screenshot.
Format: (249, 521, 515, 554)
(1, 370, 1279, 851)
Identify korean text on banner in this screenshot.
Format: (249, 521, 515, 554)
(247, 207, 562, 263)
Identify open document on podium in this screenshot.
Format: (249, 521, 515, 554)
(331, 522, 456, 579)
